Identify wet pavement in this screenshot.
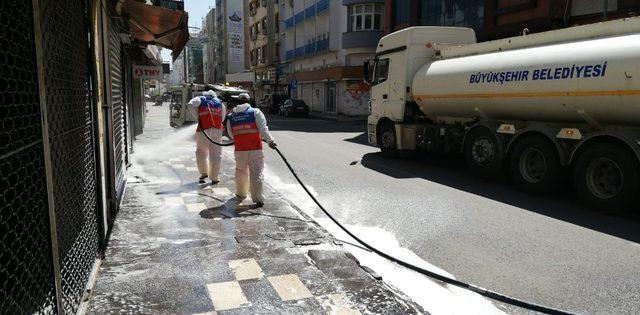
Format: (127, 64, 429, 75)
(87, 104, 423, 314)
(261, 115, 640, 314)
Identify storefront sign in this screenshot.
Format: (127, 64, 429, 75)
(133, 65, 163, 79)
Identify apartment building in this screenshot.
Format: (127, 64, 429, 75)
(215, 0, 247, 82)
(247, 0, 281, 100)
(280, 0, 384, 116)
(203, 6, 217, 83)
(385, 0, 639, 41)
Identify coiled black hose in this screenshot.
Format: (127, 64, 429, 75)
(201, 126, 576, 315)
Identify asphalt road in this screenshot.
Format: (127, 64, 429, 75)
(260, 114, 640, 314)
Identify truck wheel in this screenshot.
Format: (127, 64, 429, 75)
(464, 127, 504, 178)
(574, 143, 639, 212)
(378, 120, 398, 157)
(510, 135, 566, 195)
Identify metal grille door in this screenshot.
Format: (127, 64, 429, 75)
(0, 1, 57, 313)
(35, 0, 101, 313)
(109, 24, 127, 203)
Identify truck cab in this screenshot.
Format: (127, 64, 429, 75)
(366, 27, 476, 149)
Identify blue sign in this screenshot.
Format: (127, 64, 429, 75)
(289, 79, 298, 89)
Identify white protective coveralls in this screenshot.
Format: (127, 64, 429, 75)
(187, 91, 226, 182)
(226, 103, 274, 203)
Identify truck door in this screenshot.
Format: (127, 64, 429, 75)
(370, 58, 390, 117)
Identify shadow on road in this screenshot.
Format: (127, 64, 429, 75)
(361, 152, 640, 244)
(266, 114, 366, 133)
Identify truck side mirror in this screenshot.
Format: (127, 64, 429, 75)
(363, 60, 371, 85)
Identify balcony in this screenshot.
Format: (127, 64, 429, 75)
(285, 17, 294, 29)
(305, 5, 316, 19)
(316, 0, 329, 13)
(342, 30, 383, 49)
(316, 36, 329, 52)
(285, 49, 294, 60)
(294, 11, 305, 25)
(304, 42, 316, 55)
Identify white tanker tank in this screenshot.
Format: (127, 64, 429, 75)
(412, 33, 640, 126)
(367, 18, 640, 211)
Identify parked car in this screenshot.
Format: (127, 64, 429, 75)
(278, 99, 310, 117)
(259, 94, 288, 114)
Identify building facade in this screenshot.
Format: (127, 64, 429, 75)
(384, 0, 640, 41)
(246, 0, 281, 100)
(216, 0, 248, 81)
(1, 0, 188, 313)
(170, 34, 207, 84)
(280, 0, 384, 116)
(203, 7, 217, 83)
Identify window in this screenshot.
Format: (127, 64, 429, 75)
(418, 0, 484, 34)
(373, 58, 389, 85)
(351, 4, 383, 31)
(394, 1, 410, 24)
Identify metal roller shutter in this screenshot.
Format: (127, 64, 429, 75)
(0, 1, 58, 313)
(108, 23, 127, 203)
(35, 0, 101, 313)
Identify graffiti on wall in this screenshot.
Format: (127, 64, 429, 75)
(341, 80, 371, 115)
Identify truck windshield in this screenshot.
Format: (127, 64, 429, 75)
(373, 58, 389, 85)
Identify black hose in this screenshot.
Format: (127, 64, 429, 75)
(201, 129, 576, 315)
(197, 122, 235, 146)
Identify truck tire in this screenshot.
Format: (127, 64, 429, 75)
(510, 135, 566, 195)
(464, 127, 504, 178)
(378, 120, 399, 157)
(574, 143, 639, 212)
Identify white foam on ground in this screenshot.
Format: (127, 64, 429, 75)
(263, 165, 505, 315)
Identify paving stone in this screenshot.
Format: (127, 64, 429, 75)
(321, 266, 373, 281)
(87, 106, 423, 315)
(308, 250, 360, 269)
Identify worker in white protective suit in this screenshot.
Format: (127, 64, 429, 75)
(226, 93, 276, 207)
(187, 90, 226, 185)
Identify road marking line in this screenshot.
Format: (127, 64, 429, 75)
(173, 164, 185, 169)
(186, 166, 198, 172)
(228, 258, 264, 280)
(268, 274, 313, 301)
(186, 203, 207, 213)
(164, 196, 184, 206)
(206, 281, 249, 311)
(190, 312, 217, 315)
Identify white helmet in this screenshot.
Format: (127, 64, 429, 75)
(203, 90, 217, 97)
(238, 93, 250, 101)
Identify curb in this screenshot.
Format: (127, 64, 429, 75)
(309, 113, 368, 122)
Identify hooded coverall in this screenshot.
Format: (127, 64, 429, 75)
(187, 94, 226, 182)
(226, 104, 274, 203)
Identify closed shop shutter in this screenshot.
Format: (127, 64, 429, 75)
(108, 23, 127, 203)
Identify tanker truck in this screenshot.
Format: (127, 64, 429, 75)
(364, 17, 640, 211)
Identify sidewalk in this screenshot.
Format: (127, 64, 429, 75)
(87, 105, 422, 314)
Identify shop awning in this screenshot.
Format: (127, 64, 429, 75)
(121, 0, 189, 61)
